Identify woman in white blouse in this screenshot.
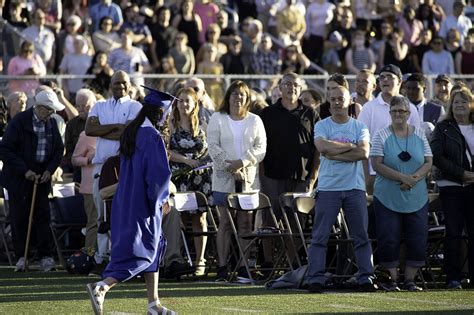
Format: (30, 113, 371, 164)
(207, 80, 267, 282)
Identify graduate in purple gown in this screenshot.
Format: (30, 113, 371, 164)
(86, 88, 177, 315)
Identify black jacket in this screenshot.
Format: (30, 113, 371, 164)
(0, 108, 64, 192)
(430, 119, 473, 184)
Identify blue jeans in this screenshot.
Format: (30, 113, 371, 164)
(306, 189, 374, 285)
(373, 197, 428, 268)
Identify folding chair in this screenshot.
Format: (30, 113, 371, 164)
(226, 192, 294, 284)
(279, 192, 315, 267)
(280, 192, 356, 279)
(422, 193, 446, 287)
(0, 196, 13, 266)
(169, 191, 218, 275)
(49, 194, 87, 268)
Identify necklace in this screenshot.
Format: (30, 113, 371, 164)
(391, 125, 411, 162)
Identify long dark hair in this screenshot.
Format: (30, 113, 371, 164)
(119, 104, 164, 158)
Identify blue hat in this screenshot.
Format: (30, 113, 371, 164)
(141, 85, 177, 112)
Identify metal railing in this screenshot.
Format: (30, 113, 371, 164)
(1, 73, 473, 101)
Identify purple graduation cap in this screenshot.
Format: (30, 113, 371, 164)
(141, 85, 177, 125)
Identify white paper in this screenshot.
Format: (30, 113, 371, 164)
(173, 193, 199, 211)
(237, 193, 260, 210)
(52, 183, 76, 198)
(292, 192, 312, 198)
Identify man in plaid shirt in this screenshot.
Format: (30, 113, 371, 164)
(0, 89, 64, 272)
(250, 34, 281, 90)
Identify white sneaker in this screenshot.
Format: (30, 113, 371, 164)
(39, 256, 56, 272)
(15, 257, 25, 272)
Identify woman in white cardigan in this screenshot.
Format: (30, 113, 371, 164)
(207, 80, 267, 282)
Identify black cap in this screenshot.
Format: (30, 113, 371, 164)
(141, 85, 177, 112)
(435, 74, 453, 84)
(454, 0, 467, 7)
(379, 64, 403, 80)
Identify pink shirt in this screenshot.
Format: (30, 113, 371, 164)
(194, 2, 219, 44)
(72, 131, 96, 194)
(398, 16, 424, 47)
(7, 54, 47, 97)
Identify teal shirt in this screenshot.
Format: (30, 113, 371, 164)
(370, 126, 432, 213)
(315, 117, 369, 191)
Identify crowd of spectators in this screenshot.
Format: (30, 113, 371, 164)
(0, 0, 473, 294)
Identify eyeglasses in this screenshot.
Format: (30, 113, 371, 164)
(36, 105, 54, 113)
(389, 109, 409, 114)
(282, 82, 301, 89)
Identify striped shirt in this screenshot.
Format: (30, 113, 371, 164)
(370, 125, 432, 213)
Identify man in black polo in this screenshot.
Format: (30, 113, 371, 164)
(260, 72, 320, 266)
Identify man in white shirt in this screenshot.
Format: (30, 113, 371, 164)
(439, 0, 472, 44)
(85, 71, 142, 271)
(358, 64, 421, 193)
(21, 9, 55, 66)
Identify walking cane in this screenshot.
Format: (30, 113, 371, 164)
(23, 179, 38, 272)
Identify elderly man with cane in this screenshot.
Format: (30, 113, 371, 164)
(0, 89, 64, 272)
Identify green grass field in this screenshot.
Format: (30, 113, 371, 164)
(0, 266, 472, 315)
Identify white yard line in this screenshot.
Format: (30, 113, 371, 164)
(347, 293, 474, 309)
(327, 303, 368, 311)
(220, 307, 261, 313)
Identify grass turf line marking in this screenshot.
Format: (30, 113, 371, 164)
(348, 293, 474, 309)
(221, 307, 260, 313)
(327, 304, 368, 311)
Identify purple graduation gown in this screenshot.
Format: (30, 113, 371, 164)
(103, 122, 171, 282)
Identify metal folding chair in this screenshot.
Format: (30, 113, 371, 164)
(225, 192, 294, 284)
(169, 191, 218, 275)
(49, 195, 87, 268)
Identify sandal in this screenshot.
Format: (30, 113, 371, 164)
(403, 280, 423, 292)
(86, 283, 106, 315)
(148, 301, 176, 315)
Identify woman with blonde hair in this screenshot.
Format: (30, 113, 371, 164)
(168, 87, 212, 276)
(430, 87, 474, 289)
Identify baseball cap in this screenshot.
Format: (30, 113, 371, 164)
(379, 64, 403, 80)
(435, 74, 453, 84)
(454, 0, 467, 7)
(35, 90, 65, 111)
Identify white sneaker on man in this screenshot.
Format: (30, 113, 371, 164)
(14, 257, 25, 272)
(39, 257, 56, 272)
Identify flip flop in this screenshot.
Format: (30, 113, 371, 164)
(86, 283, 105, 315)
(148, 301, 176, 315)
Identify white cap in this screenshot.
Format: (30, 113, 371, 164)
(35, 90, 65, 111)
